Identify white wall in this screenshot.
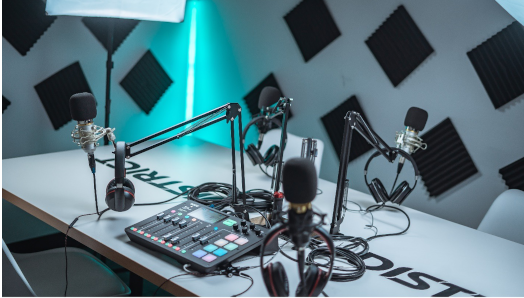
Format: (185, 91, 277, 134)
(2, 0, 523, 243)
(212, 0, 524, 228)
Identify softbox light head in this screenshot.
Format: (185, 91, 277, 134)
(45, 0, 187, 23)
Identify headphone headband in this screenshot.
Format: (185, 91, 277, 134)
(364, 148, 420, 186)
(115, 141, 126, 184)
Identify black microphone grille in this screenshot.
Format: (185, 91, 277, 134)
(70, 92, 97, 121)
(258, 86, 282, 109)
(404, 107, 428, 131)
(283, 158, 317, 205)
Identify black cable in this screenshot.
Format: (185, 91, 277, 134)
(389, 172, 400, 197)
(64, 212, 99, 296)
(92, 173, 99, 215)
(365, 204, 411, 241)
(232, 273, 254, 297)
(306, 246, 366, 282)
(152, 273, 192, 296)
(259, 164, 273, 179)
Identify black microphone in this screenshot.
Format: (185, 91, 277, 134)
(283, 158, 317, 249)
(395, 107, 428, 173)
(258, 86, 282, 111)
(70, 92, 115, 173)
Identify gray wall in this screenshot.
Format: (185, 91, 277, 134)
(212, 0, 524, 228)
(2, 0, 524, 243)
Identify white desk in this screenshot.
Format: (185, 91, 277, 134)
(3, 138, 524, 296)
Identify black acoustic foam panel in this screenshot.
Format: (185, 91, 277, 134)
(365, 5, 434, 87)
(82, 17, 140, 54)
(243, 73, 293, 120)
(321, 96, 373, 162)
(3, 0, 57, 56)
(34, 62, 93, 130)
(120, 50, 173, 114)
(3, 96, 11, 113)
(412, 118, 478, 197)
(499, 157, 524, 191)
(467, 22, 524, 109)
(284, 0, 341, 62)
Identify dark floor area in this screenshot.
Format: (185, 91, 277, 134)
(6, 232, 172, 296)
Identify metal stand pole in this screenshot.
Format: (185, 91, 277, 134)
(104, 19, 115, 145)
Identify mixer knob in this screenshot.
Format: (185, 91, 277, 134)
(233, 223, 239, 231)
(242, 226, 249, 235)
(156, 213, 165, 220)
(250, 222, 256, 230)
(240, 220, 247, 227)
(255, 229, 264, 237)
(179, 220, 188, 228)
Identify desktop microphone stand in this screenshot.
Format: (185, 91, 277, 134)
(123, 103, 249, 218)
(330, 111, 397, 235)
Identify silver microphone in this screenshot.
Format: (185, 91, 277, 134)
(69, 92, 116, 173)
(395, 107, 428, 171)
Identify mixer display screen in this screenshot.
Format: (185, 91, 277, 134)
(188, 207, 226, 224)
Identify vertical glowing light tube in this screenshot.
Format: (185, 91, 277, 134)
(185, 5, 197, 120)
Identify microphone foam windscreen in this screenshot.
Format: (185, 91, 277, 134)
(70, 92, 97, 121)
(283, 158, 317, 204)
(258, 86, 282, 109)
(404, 107, 428, 131)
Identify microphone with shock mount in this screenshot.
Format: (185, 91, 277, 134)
(259, 158, 334, 297)
(69, 92, 116, 173)
(395, 107, 428, 174)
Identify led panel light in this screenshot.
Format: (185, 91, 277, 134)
(46, 0, 186, 23)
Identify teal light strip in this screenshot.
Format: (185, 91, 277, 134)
(185, 5, 197, 120)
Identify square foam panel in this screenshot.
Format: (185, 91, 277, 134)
(82, 17, 140, 54)
(365, 5, 434, 87)
(499, 157, 524, 191)
(284, 0, 341, 62)
(120, 50, 173, 114)
(412, 118, 478, 197)
(243, 73, 293, 120)
(321, 95, 373, 162)
(34, 62, 92, 130)
(3, 0, 57, 56)
(467, 21, 524, 109)
(3, 96, 11, 113)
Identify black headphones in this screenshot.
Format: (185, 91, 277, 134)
(105, 141, 135, 212)
(260, 223, 335, 297)
(242, 115, 285, 167)
(364, 148, 420, 205)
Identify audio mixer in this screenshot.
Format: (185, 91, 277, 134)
(125, 201, 269, 273)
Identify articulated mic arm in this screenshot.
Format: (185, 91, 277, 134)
(122, 103, 248, 213)
(330, 111, 397, 235)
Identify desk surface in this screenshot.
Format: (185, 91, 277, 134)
(3, 138, 524, 297)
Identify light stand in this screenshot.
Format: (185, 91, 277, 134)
(330, 111, 398, 235)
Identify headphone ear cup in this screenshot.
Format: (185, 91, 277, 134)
(369, 178, 389, 203)
(123, 178, 135, 193)
(389, 181, 411, 205)
(296, 265, 329, 297)
(263, 145, 280, 166)
(262, 262, 289, 297)
(246, 144, 264, 166)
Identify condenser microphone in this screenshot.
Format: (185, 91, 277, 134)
(256, 86, 283, 140)
(395, 107, 428, 173)
(283, 158, 317, 249)
(70, 92, 115, 173)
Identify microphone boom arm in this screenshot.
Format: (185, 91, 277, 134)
(330, 111, 397, 235)
(123, 103, 248, 213)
